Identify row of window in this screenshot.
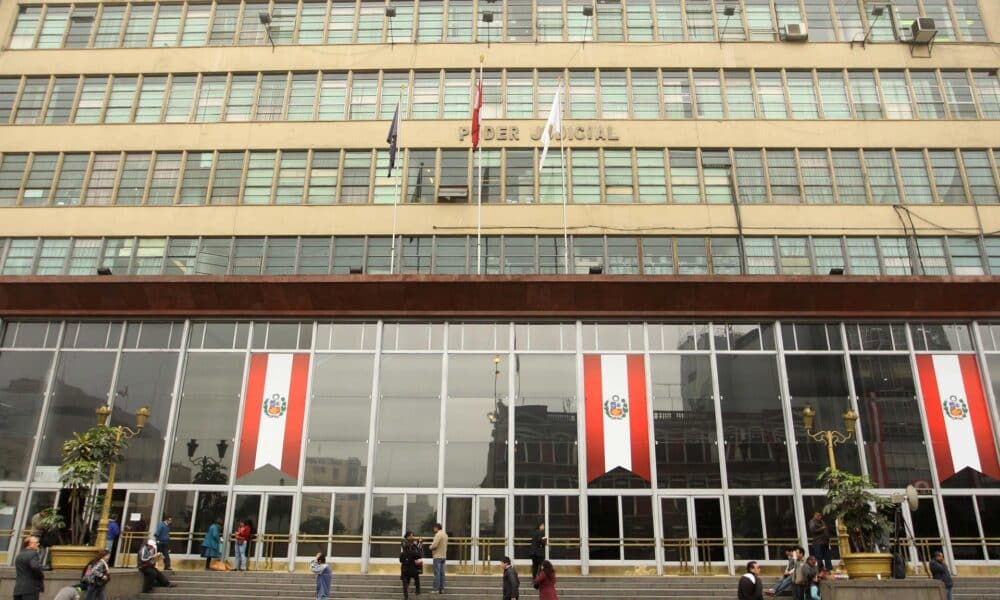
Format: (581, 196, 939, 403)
(7, 0, 990, 49)
(2, 68, 997, 125)
(2, 234, 998, 276)
(1, 147, 998, 207)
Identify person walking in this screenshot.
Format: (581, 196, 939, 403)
(14, 536, 45, 600)
(82, 549, 111, 600)
(201, 516, 223, 570)
(154, 515, 173, 571)
(399, 531, 422, 600)
(532, 560, 559, 600)
(930, 551, 954, 600)
(807, 513, 833, 573)
(105, 515, 120, 566)
(311, 552, 332, 600)
(739, 561, 764, 600)
(500, 556, 520, 600)
(138, 538, 176, 593)
(429, 522, 448, 594)
(529, 522, 547, 579)
(234, 519, 252, 571)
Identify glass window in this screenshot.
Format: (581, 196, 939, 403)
(37, 6, 69, 48)
(244, 151, 276, 204)
(34, 238, 69, 273)
(116, 153, 150, 206)
(514, 354, 578, 488)
(74, 76, 109, 124)
(702, 151, 732, 204)
(66, 6, 96, 48)
(10, 6, 42, 49)
(915, 238, 948, 275)
(181, 3, 210, 46)
(327, 0, 355, 42)
(151, 4, 181, 47)
(0, 350, 55, 478)
(685, 0, 714, 40)
(849, 71, 881, 119)
(308, 151, 339, 204)
(851, 356, 930, 488)
(275, 151, 307, 204)
(447, 0, 473, 41)
(911, 72, 947, 119)
(135, 76, 166, 122)
(803, 0, 835, 41)
(14, 77, 49, 124)
(194, 75, 226, 122)
(208, 3, 239, 45)
(725, 71, 755, 118)
(942, 71, 976, 119)
(596, 0, 623, 40)
(416, 0, 443, 41)
(718, 355, 790, 488)
(443, 71, 470, 118)
(952, 0, 986, 41)
(832, 150, 866, 204)
(318, 73, 348, 120)
(567, 0, 591, 40)
(256, 74, 287, 120)
(864, 150, 900, 204)
(897, 150, 933, 204)
(668, 150, 700, 203)
(787, 71, 819, 119)
(923, 0, 955, 41)
(734, 150, 766, 203)
(357, 0, 385, 43)
(569, 72, 596, 119)
(767, 150, 800, 203)
(438, 150, 469, 202)
(444, 355, 509, 487)
(600, 71, 628, 118)
(299, 1, 328, 44)
(972, 71, 1000, 119)
(880, 72, 913, 119)
(53, 154, 88, 206)
(817, 71, 850, 119)
(756, 71, 787, 119)
(104, 76, 137, 123)
(693, 71, 723, 119)
(66, 239, 101, 275)
(504, 149, 534, 204)
(225, 75, 257, 121)
(799, 150, 833, 204)
(0, 78, 19, 123)
(631, 70, 660, 118)
(963, 150, 998, 204)
(655, 0, 682, 40)
(165, 75, 196, 123)
(948, 238, 984, 275)
(745, 0, 775, 40)
(374, 355, 442, 487)
(85, 154, 121, 206)
(114, 352, 178, 482)
(179, 152, 213, 204)
(636, 149, 666, 203)
(476, 149, 501, 204)
(37, 351, 117, 466)
(571, 150, 600, 204)
(148, 152, 181, 205)
(663, 71, 692, 118)
(411, 72, 441, 119)
(744, 238, 776, 274)
(305, 355, 373, 486)
(879, 237, 912, 275)
(287, 73, 318, 120)
(626, 0, 654, 41)
(0, 154, 27, 206)
(535, 0, 561, 40)
(930, 150, 966, 204)
(406, 149, 436, 203)
(210, 151, 246, 205)
(123, 4, 153, 47)
(845, 237, 879, 274)
(778, 237, 811, 274)
(386, 0, 414, 42)
(341, 151, 372, 204)
(675, 238, 707, 274)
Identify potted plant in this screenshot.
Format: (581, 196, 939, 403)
(49, 424, 130, 569)
(819, 467, 895, 578)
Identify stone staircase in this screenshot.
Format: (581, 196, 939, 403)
(136, 571, 998, 600)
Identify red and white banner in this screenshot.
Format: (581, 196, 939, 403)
(584, 354, 651, 482)
(916, 354, 1000, 483)
(236, 353, 310, 480)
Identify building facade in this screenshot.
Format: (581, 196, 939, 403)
(1, 0, 999, 575)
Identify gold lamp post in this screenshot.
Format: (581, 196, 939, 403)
(94, 404, 150, 549)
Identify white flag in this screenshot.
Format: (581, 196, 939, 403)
(539, 86, 562, 171)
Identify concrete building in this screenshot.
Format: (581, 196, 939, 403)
(0, 0, 999, 575)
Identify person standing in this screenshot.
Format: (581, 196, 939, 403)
(14, 536, 45, 600)
(500, 556, 520, 600)
(791, 547, 807, 600)
(105, 515, 120, 566)
(529, 522, 547, 579)
(82, 549, 111, 600)
(807, 512, 832, 573)
(154, 515, 173, 571)
(930, 551, 954, 600)
(137, 538, 175, 593)
(532, 560, 559, 600)
(310, 552, 332, 600)
(234, 519, 252, 571)
(429, 523, 448, 594)
(738, 561, 764, 600)
(201, 516, 224, 570)
(399, 531, 422, 600)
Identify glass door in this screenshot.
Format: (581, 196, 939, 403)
(444, 496, 473, 566)
(232, 493, 262, 569)
(118, 491, 154, 567)
(261, 494, 294, 568)
(693, 497, 726, 574)
(660, 496, 693, 573)
(477, 496, 506, 567)
(445, 495, 506, 571)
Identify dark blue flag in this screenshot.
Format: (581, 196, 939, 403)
(386, 105, 400, 176)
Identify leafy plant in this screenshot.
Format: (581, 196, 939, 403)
(819, 467, 894, 553)
(59, 425, 131, 546)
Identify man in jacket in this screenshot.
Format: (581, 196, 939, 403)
(14, 536, 44, 600)
(807, 512, 833, 572)
(930, 551, 954, 600)
(501, 556, 520, 600)
(529, 522, 546, 579)
(738, 561, 763, 600)
(154, 515, 173, 571)
(138, 538, 175, 593)
(429, 522, 448, 594)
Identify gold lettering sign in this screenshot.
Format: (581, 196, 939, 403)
(458, 123, 620, 143)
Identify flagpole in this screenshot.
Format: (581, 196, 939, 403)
(476, 57, 484, 275)
(390, 83, 406, 275)
(558, 80, 568, 274)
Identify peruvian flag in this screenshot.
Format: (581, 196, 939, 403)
(471, 75, 483, 149)
(584, 354, 652, 482)
(916, 354, 1000, 482)
(236, 353, 310, 480)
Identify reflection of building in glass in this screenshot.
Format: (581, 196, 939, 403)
(513, 403, 578, 488)
(304, 456, 366, 488)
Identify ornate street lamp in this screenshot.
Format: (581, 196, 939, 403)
(94, 404, 149, 549)
(802, 404, 857, 471)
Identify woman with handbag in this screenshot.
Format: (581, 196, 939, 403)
(399, 531, 422, 599)
(532, 560, 559, 600)
(82, 549, 111, 600)
(201, 517, 224, 570)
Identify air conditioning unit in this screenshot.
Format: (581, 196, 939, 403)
(783, 23, 808, 41)
(910, 18, 936, 44)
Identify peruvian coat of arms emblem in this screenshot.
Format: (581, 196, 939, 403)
(604, 394, 629, 420)
(942, 395, 969, 421)
(263, 393, 288, 419)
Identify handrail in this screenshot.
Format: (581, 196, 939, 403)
(661, 537, 692, 573)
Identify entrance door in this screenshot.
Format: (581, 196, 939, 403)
(444, 495, 507, 572)
(692, 497, 726, 573)
(118, 491, 154, 566)
(659, 496, 726, 574)
(659, 497, 692, 573)
(232, 493, 295, 570)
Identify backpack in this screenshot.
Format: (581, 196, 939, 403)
(80, 564, 96, 587)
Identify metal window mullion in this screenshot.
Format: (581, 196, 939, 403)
(708, 324, 735, 575)
(286, 321, 319, 570)
(237, 150, 252, 205)
(574, 319, 590, 575)
(774, 321, 807, 553)
(855, 148, 875, 205)
(643, 322, 665, 575)
(108, 151, 127, 207)
(888, 148, 910, 205)
(951, 148, 975, 205)
(36, 75, 56, 124)
(250, 72, 264, 120)
(839, 324, 871, 480)
(359, 320, 385, 572)
(269, 150, 282, 205)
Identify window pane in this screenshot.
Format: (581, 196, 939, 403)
(693, 71, 723, 119)
(756, 71, 787, 119)
(897, 150, 933, 204)
(669, 150, 700, 203)
(832, 150, 866, 204)
(165, 75, 195, 122)
(636, 149, 666, 203)
(767, 150, 800, 203)
(930, 150, 967, 204)
(800, 150, 833, 204)
(15, 77, 49, 124)
(865, 150, 900, 204)
(817, 71, 850, 119)
(942, 71, 976, 119)
(787, 71, 818, 119)
(911, 72, 946, 119)
(663, 71, 692, 118)
(880, 72, 913, 119)
(849, 71, 881, 119)
(571, 150, 600, 204)
(963, 150, 998, 204)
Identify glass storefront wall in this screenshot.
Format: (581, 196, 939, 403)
(1, 318, 999, 573)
